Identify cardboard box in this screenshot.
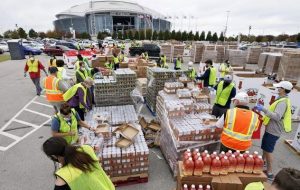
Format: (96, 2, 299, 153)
(239, 173, 267, 189)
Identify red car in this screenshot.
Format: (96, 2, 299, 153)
(43, 45, 71, 56)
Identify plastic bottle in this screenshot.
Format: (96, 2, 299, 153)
(233, 150, 240, 157)
(192, 149, 199, 158)
(210, 157, 221, 175)
(243, 151, 250, 159)
(228, 155, 237, 173)
(182, 184, 188, 190)
(197, 185, 203, 190)
(253, 156, 264, 174)
(203, 155, 212, 173)
(190, 184, 196, 190)
(183, 157, 194, 176)
(236, 154, 245, 173)
(219, 151, 226, 159)
(244, 155, 254, 173)
(193, 153, 201, 161)
(225, 150, 232, 158)
(210, 151, 218, 160)
(201, 150, 208, 159)
(206, 185, 211, 190)
(220, 156, 230, 175)
(194, 157, 204, 176)
(253, 151, 259, 159)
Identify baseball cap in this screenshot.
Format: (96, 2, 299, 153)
(273, 81, 293, 91)
(231, 92, 249, 104)
(224, 75, 233, 82)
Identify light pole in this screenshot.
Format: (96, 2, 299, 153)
(224, 11, 230, 42)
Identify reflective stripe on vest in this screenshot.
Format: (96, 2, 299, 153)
(55, 109, 78, 144)
(105, 62, 113, 69)
(76, 69, 88, 82)
(56, 145, 115, 190)
(176, 59, 182, 69)
(209, 67, 217, 86)
(57, 67, 64, 80)
(27, 59, 39, 72)
(63, 83, 87, 109)
(113, 57, 119, 64)
(263, 97, 292, 132)
(43, 76, 64, 102)
(215, 81, 234, 106)
(221, 108, 259, 151)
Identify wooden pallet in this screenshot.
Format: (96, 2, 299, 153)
(284, 140, 300, 156)
(111, 173, 148, 187)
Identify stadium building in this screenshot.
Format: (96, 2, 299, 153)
(54, 0, 171, 36)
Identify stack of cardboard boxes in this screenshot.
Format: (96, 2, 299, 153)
(227, 50, 247, 67)
(277, 51, 300, 82)
(247, 47, 262, 64)
(257, 53, 269, 73)
(136, 78, 147, 96)
(173, 45, 185, 58)
(161, 44, 173, 62)
(264, 53, 282, 75)
(128, 59, 156, 78)
(191, 44, 205, 63)
(216, 45, 226, 63)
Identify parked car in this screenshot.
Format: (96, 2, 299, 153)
(43, 45, 71, 56)
(56, 42, 78, 50)
(129, 43, 160, 59)
(0, 41, 9, 52)
(22, 45, 42, 55)
(103, 39, 115, 47)
(0, 48, 4, 54)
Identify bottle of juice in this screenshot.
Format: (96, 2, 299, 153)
(253, 155, 264, 174)
(183, 157, 194, 176)
(197, 185, 203, 190)
(243, 151, 250, 159)
(182, 184, 188, 190)
(190, 184, 196, 190)
(233, 150, 240, 157)
(203, 155, 211, 173)
(253, 151, 259, 159)
(244, 155, 254, 173)
(184, 153, 192, 161)
(210, 151, 218, 160)
(193, 149, 199, 158)
(206, 185, 211, 190)
(225, 150, 232, 158)
(236, 154, 245, 173)
(228, 155, 237, 173)
(220, 156, 230, 175)
(183, 149, 191, 160)
(193, 153, 201, 161)
(194, 157, 204, 176)
(210, 157, 221, 175)
(219, 151, 225, 159)
(201, 150, 208, 159)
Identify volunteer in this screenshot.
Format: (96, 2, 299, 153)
(105, 58, 114, 70)
(118, 51, 125, 62)
(212, 75, 236, 118)
(74, 54, 90, 70)
(56, 60, 74, 87)
(187, 61, 196, 80)
(159, 54, 168, 68)
(196, 59, 217, 87)
(216, 92, 260, 152)
(51, 103, 94, 144)
(42, 136, 115, 190)
(113, 53, 120, 70)
(144, 51, 149, 60)
(49, 55, 57, 68)
(254, 81, 293, 180)
(219, 60, 232, 80)
(75, 61, 89, 84)
(63, 78, 94, 120)
(42, 67, 66, 113)
(120, 42, 125, 50)
(174, 54, 183, 70)
(24, 54, 48, 96)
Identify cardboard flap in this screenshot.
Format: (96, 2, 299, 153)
(95, 123, 110, 134)
(115, 138, 132, 148)
(113, 123, 139, 140)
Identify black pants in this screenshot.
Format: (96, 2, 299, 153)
(74, 106, 85, 121)
(114, 63, 119, 70)
(212, 104, 228, 118)
(220, 143, 245, 154)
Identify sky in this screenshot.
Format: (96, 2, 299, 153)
(1, 0, 300, 36)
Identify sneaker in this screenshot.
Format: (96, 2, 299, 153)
(263, 170, 274, 180)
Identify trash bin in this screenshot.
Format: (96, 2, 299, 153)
(7, 39, 25, 60)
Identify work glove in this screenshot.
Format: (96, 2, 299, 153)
(254, 104, 264, 112)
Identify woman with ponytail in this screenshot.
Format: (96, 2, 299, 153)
(43, 137, 115, 190)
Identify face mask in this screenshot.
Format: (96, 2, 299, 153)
(273, 88, 279, 94)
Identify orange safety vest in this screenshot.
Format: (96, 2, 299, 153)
(43, 76, 64, 102)
(221, 108, 260, 151)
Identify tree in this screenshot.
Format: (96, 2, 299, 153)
(146, 29, 152, 40)
(212, 32, 218, 42)
(123, 30, 129, 39)
(255, 35, 264, 42)
(134, 30, 139, 40)
(219, 32, 224, 41)
(117, 31, 123, 40)
(200, 31, 205, 41)
(175, 31, 182, 41)
(0, 34, 3, 39)
(158, 31, 164, 40)
(11, 30, 20, 39)
(227, 36, 235, 41)
(265, 35, 275, 42)
(276, 34, 289, 41)
(28, 29, 38, 38)
(112, 32, 117, 39)
(164, 30, 170, 40)
(38, 32, 46, 39)
(17, 27, 27, 38)
(4, 30, 13, 38)
(64, 32, 73, 39)
(140, 30, 145, 40)
(152, 30, 158, 40)
(206, 31, 212, 41)
(181, 31, 187, 41)
(46, 30, 63, 39)
(188, 31, 194, 41)
(297, 33, 300, 42)
(78, 32, 90, 39)
(128, 30, 133, 40)
(171, 30, 176, 40)
(194, 31, 200, 41)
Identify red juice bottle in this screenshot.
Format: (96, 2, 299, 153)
(201, 150, 208, 159)
(244, 155, 254, 174)
(236, 154, 245, 173)
(253, 155, 264, 174)
(203, 155, 211, 173)
(183, 157, 194, 176)
(243, 151, 250, 159)
(225, 150, 232, 158)
(220, 156, 230, 175)
(228, 155, 237, 173)
(210, 157, 221, 175)
(194, 157, 204, 176)
(233, 150, 240, 157)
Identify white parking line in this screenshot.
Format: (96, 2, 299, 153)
(14, 119, 40, 129)
(32, 101, 53, 108)
(24, 108, 51, 119)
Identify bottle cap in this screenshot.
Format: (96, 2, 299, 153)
(199, 185, 203, 188)
(184, 184, 188, 188)
(195, 148, 199, 152)
(237, 150, 240, 153)
(189, 157, 193, 161)
(204, 150, 208, 153)
(228, 150, 232, 153)
(191, 185, 195, 188)
(245, 151, 249, 154)
(187, 149, 191, 152)
(197, 153, 201, 156)
(198, 157, 202, 160)
(232, 155, 236, 158)
(249, 155, 253, 158)
(254, 151, 258, 154)
(221, 151, 225, 154)
(258, 156, 262, 159)
(207, 185, 211, 188)
(207, 155, 210, 158)
(224, 156, 228, 159)
(213, 151, 217, 154)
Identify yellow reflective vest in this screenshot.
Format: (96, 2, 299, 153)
(188, 68, 196, 80)
(76, 69, 88, 83)
(215, 81, 235, 106)
(27, 59, 39, 72)
(209, 67, 217, 86)
(63, 83, 87, 109)
(57, 67, 64, 80)
(56, 145, 115, 190)
(263, 97, 292, 132)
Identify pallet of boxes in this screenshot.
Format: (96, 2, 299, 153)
(92, 55, 113, 76)
(156, 81, 222, 176)
(178, 149, 267, 190)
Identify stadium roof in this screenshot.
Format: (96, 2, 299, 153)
(56, 0, 166, 19)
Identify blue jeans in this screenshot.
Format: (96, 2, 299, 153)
(31, 78, 42, 95)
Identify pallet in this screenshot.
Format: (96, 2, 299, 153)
(284, 140, 300, 156)
(145, 101, 156, 117)
(111, 173, 148, 187)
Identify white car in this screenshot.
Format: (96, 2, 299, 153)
(103, 39, 115, 47)
(0, 41, 9, 52)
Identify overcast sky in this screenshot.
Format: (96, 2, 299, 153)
(1, 0, 299, 36)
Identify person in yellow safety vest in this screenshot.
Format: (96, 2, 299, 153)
(43, 136, 115, 190)
(187, 61, 196, 80)
(63, 78, 94, 121)
(42, 67, 66, 113)
(50, 103, 94, 144)
(24, 54, 48, 96)
(120, 42, 125, 50)
(56, 59, 74, 87)
(49, 55, 57, 68)
(219, 60, 233, 80)
(74, 54, 90, 70)
(105, 59, 114, 70)
(212, 75, 236, 118)
(76, 42, 81, 50)
(159, 54, 168, 68)
(75, 61, 89, 84)
(174, 54, 183, 70)
(118, 51, 125, 62)
(196, 59, 216, 87)
(254, 81, 293, 180)
(216, 92, 260, 153)
(113, 53, 120, 70)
